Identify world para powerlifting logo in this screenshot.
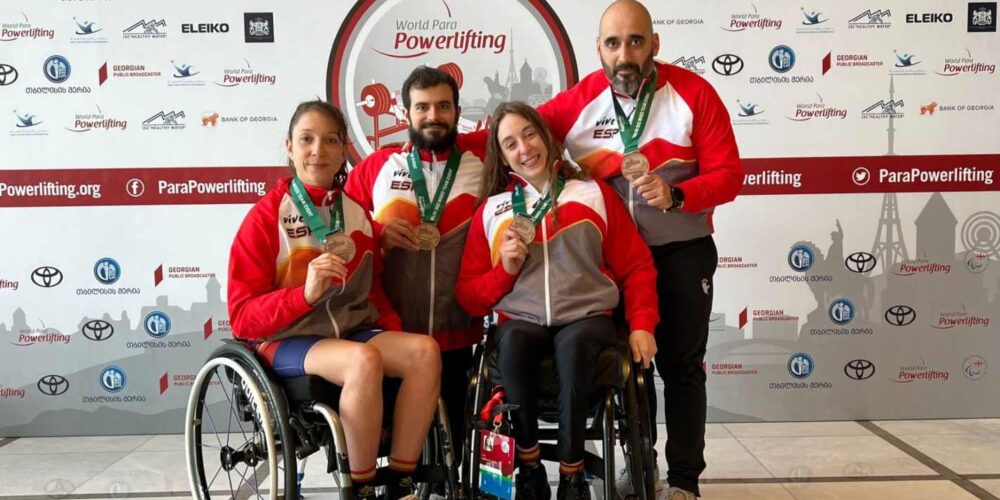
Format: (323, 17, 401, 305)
(328, 0, 577, 164)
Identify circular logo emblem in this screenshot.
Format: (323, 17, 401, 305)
(963, 248, 990, 274)
(100, 366, 127, 393)
(845, 251, 877, 273)
(712, 54, 743, 75)
(143, 311, 171, 338)
(125, 178, 146, 197)
(788, 244, 815, 272)
(829, 298, 855, 325)
(884, 305, 916, 326)
(844, 359, 875, 380)
(45, 478, 74, 499)
(31, 266, 63, 288)
(82, 319, 115, 341)
(0, 63, 18, 86)
(768, 45, 795, 73)
(43, 55, 71, 83)
(94, 257, 121, 285)
(37, 375, 70, 396)
(851, 166, 871, 186)
(328, 0, 577, 163)
(963, 355, 987, 380)
(788, 353, 814, 379)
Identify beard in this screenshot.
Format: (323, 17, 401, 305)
(408, 121, 458, 152)
(602, 54, 655, 96)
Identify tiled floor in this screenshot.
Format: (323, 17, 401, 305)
(0, 419, 997, 499)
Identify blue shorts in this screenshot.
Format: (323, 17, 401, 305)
(262, 329, 384, 378)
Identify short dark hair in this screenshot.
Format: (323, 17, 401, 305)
(400, 65, 460, 111)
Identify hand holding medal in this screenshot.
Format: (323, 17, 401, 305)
(500, 229, 529, 275)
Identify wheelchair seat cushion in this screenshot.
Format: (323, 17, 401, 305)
(281, 375, 343, 407)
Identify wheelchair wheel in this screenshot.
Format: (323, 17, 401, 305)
(185, 347, 298, 499)
(415, 399, 462, 499)
(618, 365, 656, 500)
(462, 343, 490, 499)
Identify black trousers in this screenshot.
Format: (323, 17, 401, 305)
(441, 346, 474, 464)
(496, 316, 616, 463)
(645, 235, 717, 496)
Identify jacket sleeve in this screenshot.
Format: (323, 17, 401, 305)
(599, 182, 659, 334)
(675, 82, 743, 213)
(455, 203, 518, 317)
(364, 210, 403, 331)
(227, 200, 313, 340)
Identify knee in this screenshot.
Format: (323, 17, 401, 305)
(346, 344, 383, 384)
(411, 335, 442, 376)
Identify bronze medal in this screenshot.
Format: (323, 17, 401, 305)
(324, 233, 356, 262)
(510, 215, 536, 245)
(621, 152, 650, 182)
(416, 222, 441, 250)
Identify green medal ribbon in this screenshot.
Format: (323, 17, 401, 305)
(511, 176, 565, 225)
(406, 146, 461, 224)
(610, 67, 658, 154)
(289, 177, 344, 243)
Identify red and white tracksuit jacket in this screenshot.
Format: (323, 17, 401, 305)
(345, 140, 485, 351)
(456, 177, 659, 334)
(536, 62, 742, 246)
(227, 177, 401, 343)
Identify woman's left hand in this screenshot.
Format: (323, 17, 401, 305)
(628, 329, 657, 369)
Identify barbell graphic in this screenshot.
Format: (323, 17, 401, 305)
(357, 62, 464, 117)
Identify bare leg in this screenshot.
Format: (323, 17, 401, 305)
(368, 331, 442, 462)
(303, 338, 384, 471)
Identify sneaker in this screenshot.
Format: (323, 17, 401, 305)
(665, 486, 696, 500)
(355, 483, 378, 500)
(515, 463, 551, 500)
(556, 473, 590, 500)
(614, 466, 663, 498)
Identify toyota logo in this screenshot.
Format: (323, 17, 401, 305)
(37, 375, 70, 396)
(45, 478, 74, 499)
(844, 251, 877, 273)
(82, 319, 114, 341)
(884, 305, 916, 326)
(712, 54, 743, 75)
(844, 359, 875, 380)
(31, 266, 63, 288)
(0, 63, 18, 86)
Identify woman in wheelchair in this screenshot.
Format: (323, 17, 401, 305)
(455, 102, 659, 500)
(227, 100, 442, 500)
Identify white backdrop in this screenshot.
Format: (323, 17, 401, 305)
(0, 0, 998, 435)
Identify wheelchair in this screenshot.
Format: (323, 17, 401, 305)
(461, 326, 657, 499)
(184, 339, 462, 499)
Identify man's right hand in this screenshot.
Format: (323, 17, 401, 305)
(499, 229, 529, 275)
(381, 218, 421, 251)
(303, 253, 348, 305)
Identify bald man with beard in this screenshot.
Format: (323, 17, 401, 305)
(531, 2, 742, 498)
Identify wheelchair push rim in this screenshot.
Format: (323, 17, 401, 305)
(185, 355, 295, 499)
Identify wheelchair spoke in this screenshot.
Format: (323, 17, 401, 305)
(207, 460, 224, 490)
(201, 370, 227, 450)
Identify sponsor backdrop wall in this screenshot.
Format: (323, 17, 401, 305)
(1, 0, 998, 436)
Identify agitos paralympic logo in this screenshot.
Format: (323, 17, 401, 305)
(328, 0, 577, 163)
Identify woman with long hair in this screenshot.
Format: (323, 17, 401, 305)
(227, 100, 441, 500)
(456, 102, 659, 500)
